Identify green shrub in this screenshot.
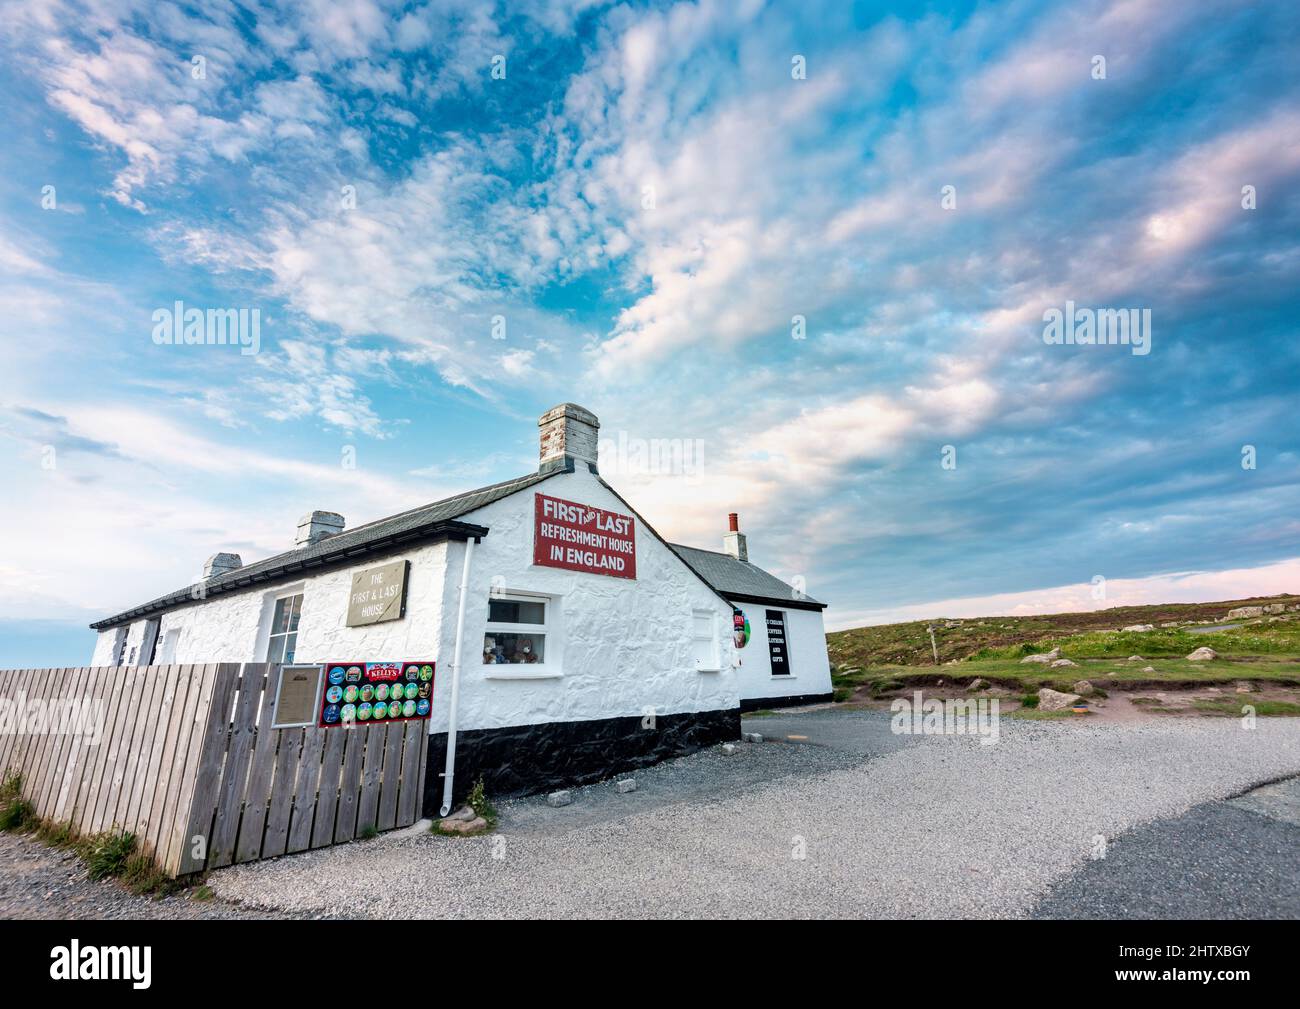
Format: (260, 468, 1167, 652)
(0, 771, 34, 832)
(80, 830, 136, 881)
(468, 777, 497, 824)
(1020, 693, 1040, 708)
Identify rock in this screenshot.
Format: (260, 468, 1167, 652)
(1235, 682, 1255, 693)
(450, 805, 476, 822)
(1073, 680, 1095, 696)
(744, 732, 764, 743)
(1121, 624, 1154, 633)
(1049, 658, 1078, 668)
(1227, 606, 1263, 619)
(1021, 648, 1061, 665)
(546, 790, 573, 807)
(1127, 655, 1145, 662)
(1264, 603, 1286, 615)
(1037, 688, 1082, 712)
(966, 678, 987, 691)
(721, 743, 737, 756)
(1186, 647, 1218, 661)
(438, 815, 488, 835)
(1142, 666, 1156, 673)
(615, 779, 637, 793)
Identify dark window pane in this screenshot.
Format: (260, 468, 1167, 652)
(488, 599, 545, 624)
(284, 633, 297, 663)
(271, 597, 290, 635)
(287, 593, 302, 632)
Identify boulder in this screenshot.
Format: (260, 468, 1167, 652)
(1049, 658, 1078, 668)
(1264, 603, 1286, 615)
(1142, 666, 1156, 673)
(966, 678, 988, 691)
(1037, 688, 1082, 712)
(438, 814, 488, 835)
(1021, 648, 1061, 665)
(615, 779, 637, 793)
(1073, 680, 1095, 696)
(1186, 647, 1218, 661)
(1127, 655, 1145, 662)
(1121, 624, 1154, 633)
(1227, 606, 1263, 619)
(721, 743, 737, 756)
(547, 790, 573, 807)
(1235, 682, 1255, 694)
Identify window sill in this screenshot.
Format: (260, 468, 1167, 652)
(771, 674, 795, 679)
(483, 668, 563, 681)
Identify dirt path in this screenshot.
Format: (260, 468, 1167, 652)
(0, 830, 302, 920)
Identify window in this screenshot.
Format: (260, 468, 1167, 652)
(691, 609, 720, 671)
(267, 592, 303, 663)
(484, 593, 550, 668)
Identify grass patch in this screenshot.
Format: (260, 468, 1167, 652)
(1193, 698, 1300, 717)
(191, 884, 215, 902)
(1019, 693, 1039, 708)
(0, 771, 35, 833)
(1006, 708, 1078, 720)
(357, 825, 380, 841)
(80, 830, 136, 881)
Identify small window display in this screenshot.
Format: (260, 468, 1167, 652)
(484, 593, 550, 666)
(482, 633, 544, 664)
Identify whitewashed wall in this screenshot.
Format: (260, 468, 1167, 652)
(90, 465, 740, 732)
(429, 466, 738, 733)
(733, 603, 832, 702)
(90, 540, 449, 669)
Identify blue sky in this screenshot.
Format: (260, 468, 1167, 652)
(2, 0, 1299, 666)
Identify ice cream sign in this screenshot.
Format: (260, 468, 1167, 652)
(533, 492, 637, 580)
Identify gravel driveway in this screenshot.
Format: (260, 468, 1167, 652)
(209, 710, 1300, 919)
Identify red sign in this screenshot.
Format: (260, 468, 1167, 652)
(533, 493, 637, 579)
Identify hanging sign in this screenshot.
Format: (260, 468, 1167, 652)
(346, 560, 409, 627)
(765, 610, 790, 675)
(733, 609, 750, 648)
(318, 660, 435, 727)
(533, 493, 637, 579)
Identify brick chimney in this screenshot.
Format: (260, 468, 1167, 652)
(203, 552, 243, 579)
(722, 512, 748, 563)
(296, 510, 345, 547)
(539, 403, 600, 473)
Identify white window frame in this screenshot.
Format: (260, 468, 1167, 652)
(483, 590, 561, 680)
(691, 609, 721, 672)
(266, 590, 305, 664)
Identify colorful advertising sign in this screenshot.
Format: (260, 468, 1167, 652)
(533, 492, 637, 580)
(318, 661, 435, 727)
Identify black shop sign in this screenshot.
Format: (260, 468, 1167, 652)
(765, 610, 791, 675)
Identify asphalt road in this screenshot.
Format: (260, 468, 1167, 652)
(208, 710, 1300, 919)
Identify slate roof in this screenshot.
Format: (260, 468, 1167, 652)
(90, 470, 555, 629)
(668, 544, 826, 610)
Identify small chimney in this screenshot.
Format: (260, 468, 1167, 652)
(723, 513, 748, 563)
(538, 403, 600, 472)
(203, 552, 243, 579)
(296, 510, 345, 547)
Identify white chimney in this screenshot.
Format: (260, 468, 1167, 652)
(203, 552, 243, 579)
(722, 512, 748, 563)
(296, 510, 345, 547)
(539, 403, 600, 472)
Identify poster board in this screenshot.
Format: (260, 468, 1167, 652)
(319, 661, 435, 727)
(273, 664, 326, 728)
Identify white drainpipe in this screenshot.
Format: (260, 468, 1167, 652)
(439, 535, 476, 817)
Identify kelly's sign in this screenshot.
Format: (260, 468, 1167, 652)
(534, 493, 637, 579)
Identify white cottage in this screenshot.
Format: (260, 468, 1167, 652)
(89, 404, 832, 805)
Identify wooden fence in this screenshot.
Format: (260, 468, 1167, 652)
(0, 663, 428, 876)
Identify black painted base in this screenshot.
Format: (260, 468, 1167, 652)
(423, 707, 741, 813)
(739, 691, 834, 712)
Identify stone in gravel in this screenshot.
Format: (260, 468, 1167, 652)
(966, 678, 987, 691)
(1038, 688, 1082, 711)
(1073, 680, 1095, 696)
(1187, 647, 1218, 661)
(721, 743, 737, 756)
(547, 790, 573, 807)
(439, 815, 488, 835)
(1021, 648, 1061, 665)
(745, 732, 764, 743)
(615, 779, 637, 793)
(1049, 658, 1078, 668)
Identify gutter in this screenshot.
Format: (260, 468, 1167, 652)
(439, 533, 477, 817)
